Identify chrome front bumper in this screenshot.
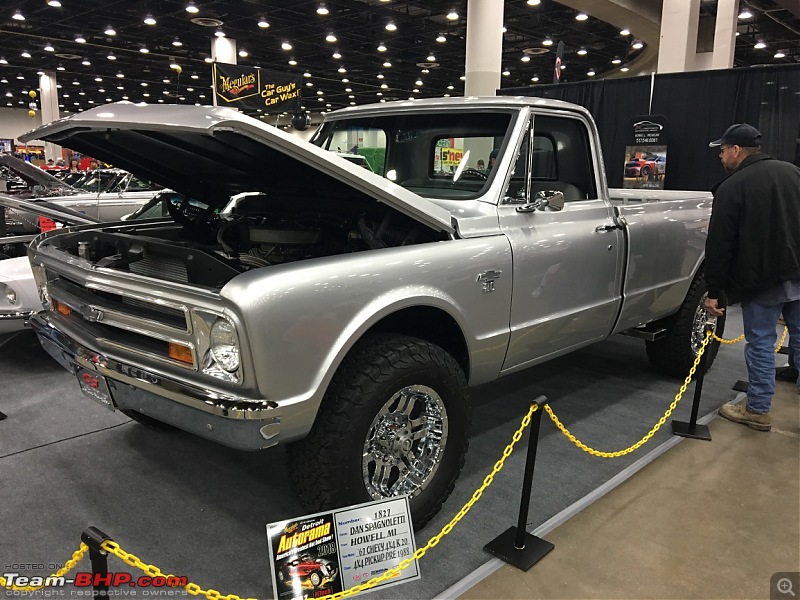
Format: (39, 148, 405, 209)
(31, 313, 282, 450)
(0, 310, 36, 334)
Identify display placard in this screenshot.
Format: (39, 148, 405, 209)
(266, 497, 418, 599)
(623, 115, 668, 190)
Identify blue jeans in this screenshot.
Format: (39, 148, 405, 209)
(741, 299, 800, 413)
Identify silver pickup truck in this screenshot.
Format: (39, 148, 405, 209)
(21, 98, 722, 526)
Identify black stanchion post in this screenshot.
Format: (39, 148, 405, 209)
(484, 395, 555, 571)
(80, 526, 112, 598)
(672, 324, 713, 441)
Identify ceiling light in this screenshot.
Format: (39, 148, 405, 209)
(621, 66, 630, 72)
(95, 77, 102, 82)
(427, 54, 436, 61)
(345, 87, 352, 92)
(380, 83, 388, 89)
(107, 53, 117, 60)
(204, 57, 213, 63)
(0, 58, 6, 64)
(377, 73, 385, 79)
(338, 67, 346, 73)
(140, 47, 149, 53)
(44, 43, 55, 52)
(326, 34, 337, 42)
(587, 69, 596, 76)
(531, 76, 539, 82)
(173, 38, 183, 47)
(612, 58, 622, 64)
(377, 44, 387, 52)
(215, 29, 226, 37)
(303, 72, 311, 77)
(72, 80, 79, 85)
(527, 0, 541, 5)
(415, 79, 423, 86)
(16, 74, 24, 80)
(502, 69, 510, 76)
(82, 59, 91, 65)
(421, 68, 430, 74)
(774, 51, 786, 58)
(186, 1, 199, 13)
(258, 17, 270, 28)
(21, 51, 31, 58)
(144, 14, 156, 25)
(332, 51, 341, 58)
(738, 10, 753, 19)
(75, 36, 86, 43)
(521, 56, 530, 62)
(341, 78, 349, 83)
(282, 42, 292, 50)
(288, 59, 297, 65)
(239, 50, 248, 57)
(57, 65, 65, 71)
(446, 10, 458, 20)
(317, 3, 329, 15)
(577, 48, 587, 55)
(447, 84, 454, 90)
(141, 82, 148, 86)
(754, 41, 767, 49)
(116, 73, 124, 78)
(436, 34, 446, 43)
(163, 79, 170, 84)
(170, 63, 181, 70)
(317, 90, 324, 95)
(48, 0, 62, 6)
(383, 61, 392, 67)
(543, 38, 553, 46)
(306, 82, 313, 87)
(620, 28, 631, 36)
(575, 13, 588, 21)
(104, 26, 116, 36)
(632, 40, 644, 49)
(385, 22, 397, 31)
(12, 10, 24, 21)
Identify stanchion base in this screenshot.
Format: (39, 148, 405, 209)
(484, 526, 554, 571)
(0, 411, 7, 421)
(732, 380, 748, 392)
(671, 420, 712, 440)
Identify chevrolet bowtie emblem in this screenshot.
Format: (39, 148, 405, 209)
(476, 270, 502, 293)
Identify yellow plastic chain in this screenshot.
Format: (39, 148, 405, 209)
(317, 402, 540, 600)
(101, 540, 256, 600)
(544, 331, 711, 458)
(714, 325, 788, 352)
(0, 543, 88, 591)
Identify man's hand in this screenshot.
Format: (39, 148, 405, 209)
(705, 297, 725, 317)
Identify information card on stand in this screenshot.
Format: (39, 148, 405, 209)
(267, 497, 419, 599)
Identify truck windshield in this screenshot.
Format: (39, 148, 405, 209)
(311, 110, 515, 199)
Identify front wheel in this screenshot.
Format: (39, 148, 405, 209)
(286, 334, 471, 529)
(645, 272, 726, 378)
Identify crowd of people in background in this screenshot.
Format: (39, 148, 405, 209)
(39, 156, 106, 172)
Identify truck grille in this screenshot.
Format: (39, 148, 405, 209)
(128, 255, 189, 284)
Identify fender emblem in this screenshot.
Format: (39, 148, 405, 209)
(476, 270, 502, 293)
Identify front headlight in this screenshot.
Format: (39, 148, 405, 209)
(209, 318, 240, 372)
(0, 282, 17, 306)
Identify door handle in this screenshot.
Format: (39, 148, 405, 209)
(594, 224, 617, 233)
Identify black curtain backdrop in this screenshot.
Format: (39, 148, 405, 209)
(500, 64, 800, 191)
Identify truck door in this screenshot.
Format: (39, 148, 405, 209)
(498, 112, 624, 373)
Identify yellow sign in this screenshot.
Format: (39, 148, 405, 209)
(440, 147, 464, 166)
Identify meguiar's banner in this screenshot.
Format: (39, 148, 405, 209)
(213, 63, 301, 112)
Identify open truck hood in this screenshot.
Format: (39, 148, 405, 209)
(20, 102, 455, 234)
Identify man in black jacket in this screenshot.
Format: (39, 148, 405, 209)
(704, 124, 800, 431)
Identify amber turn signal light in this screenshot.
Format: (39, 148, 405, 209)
(52, 299, 71, 316)
(168, 342, 193, 365)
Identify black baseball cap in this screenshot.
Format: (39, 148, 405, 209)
(709, 123, 762, 148)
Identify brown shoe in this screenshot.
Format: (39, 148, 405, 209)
(718, 403, 771, 431)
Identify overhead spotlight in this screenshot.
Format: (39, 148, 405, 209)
(95, 77, 102, 82)
(620, 66, 630, 72)
(502, 69, 510, 76)
(326, 34, 337, 42)
(288, 59, 297, 65)
(774, 51, 786, 58)
(282, 42, 292, 50)
(521, 56, 530, 62)
(44, 43, 55, 52)
(575, 13, 588, 21)
(543, 38, 553, 46)
(338, 67, 346, 73)
(446, 10, 458, 20)
(587, 69, 596, 76)
(332, 51, 341, 58)
(754, 41, 766, 49)
(215, 29, 226, 37)
(421, 68, 429, 74)
(48, 0, 62, 6)
(377, 73, 385, 79)
(104, 26, 116, 36)
(380, 83, 388, 89)
(317, 3, 329, 15)
(75, 36, 86, 43)
(385, 22, 397, 31)
(204, 57, 213, 63)
(239, 50, 248, 57)
(377, 44, 387, 52)
(0, 57, 6, 64)
(258, 17, 270, 28)
(436, 34, 446, 43)
(446, 84, 454, 90)
(143, 14, 156, 25)
(116, 72, 125, 78)
(82, 59, 91, 65)
(12, 10, 25, 21)
(738, 10, 753, 19)
(577, 48, 587, 55)
(383, 61, 392, 67)
(427, 54, 436, 61)
(527, 0, 541, 5)
(172, 38, 183, 47)
(140, 47, 149, 53)
(612, 58, 622, 64)
(531, 76, 539, 82)
(57, 65, 65, 71)
(170, 63, 181, 70)
(303, 72, 312, 77)
(632, 40, 644, 49)
(620, 28, 631, 36)
(185, 1, 199, 13)
(21, 51, 31, 58)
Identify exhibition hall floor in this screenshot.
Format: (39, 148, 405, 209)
(1, 307, 797, 599)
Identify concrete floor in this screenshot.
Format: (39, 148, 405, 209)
(460, 381, 800, 600)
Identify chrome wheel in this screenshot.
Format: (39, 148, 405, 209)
(691, 291, 718, 355)
(362, 384, 448, 500)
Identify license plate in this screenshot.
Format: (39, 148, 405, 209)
(76, 368, 116, 411)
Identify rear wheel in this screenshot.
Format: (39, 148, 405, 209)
(646, 272, 726, 378)
(287, 334, 470, 529)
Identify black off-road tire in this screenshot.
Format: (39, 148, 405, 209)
(121, 409, 177, 430)
(286, 334, 471, 530)
(645, 272, 726, 378)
